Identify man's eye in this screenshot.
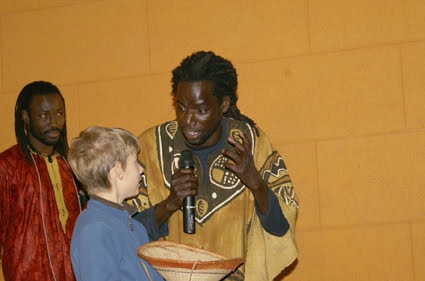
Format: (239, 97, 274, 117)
(39, 113, 47, 119)
(57, 112, 64, 116)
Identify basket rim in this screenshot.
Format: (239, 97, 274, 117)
(137, 241, 244, 271)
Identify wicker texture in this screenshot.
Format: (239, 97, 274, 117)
(138, 241, 244, 281)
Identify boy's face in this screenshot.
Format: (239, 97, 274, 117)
(120, 152, 144, 201)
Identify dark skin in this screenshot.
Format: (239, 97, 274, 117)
(154, 81, 269, 227)
(21, 93, 65, 155)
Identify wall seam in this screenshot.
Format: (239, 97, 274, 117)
(408, 222, 416, 281)
(313, 140, 321, 227)
(145, 0, 152, 73)
(398, 45, 408, 129)
(305, 0, 312, 55)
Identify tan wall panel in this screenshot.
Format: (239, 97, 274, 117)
(77, 74, 174, 137)
(402, 41, 425, 129)
(37, 0, 99, 9)
(317, 132, 425, 226)
(0, 18, 2, 90)
(0, 0, 38, 13)
(148, 0, 309, 74)
(1, 0, 149, 90)
(60, 85, 80, 140)
(412, 221, 425, 281)
(407, 0, 425, 39)
(0, 41, 2, 90)
(280, 142, 319, 230)
(0, 92, 18, 152)
(238, 47, 404, 142)
(288, 225, 413, 280)
(309, 0, 409, 52)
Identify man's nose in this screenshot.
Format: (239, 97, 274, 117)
(48, 114, 59, 125)
(183, 110, 196, 125)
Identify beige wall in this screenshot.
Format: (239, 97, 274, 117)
(1, 0, 424, 280)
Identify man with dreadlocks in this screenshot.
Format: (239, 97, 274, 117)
(131, 51, 298, 280)
(0, 81, 81, 281)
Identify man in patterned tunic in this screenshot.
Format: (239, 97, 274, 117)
(0, 81, 81, 281)
(132, 51, 298, 280)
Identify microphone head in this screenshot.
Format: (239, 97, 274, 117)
(179, 150, 195, 169)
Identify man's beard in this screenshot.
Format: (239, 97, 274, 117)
(28, 123, 63, 146)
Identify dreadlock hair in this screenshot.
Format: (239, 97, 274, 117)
(15, 81, 69, 163)
(171, 50, 259, 135)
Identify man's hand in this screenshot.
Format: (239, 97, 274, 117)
(222, 131, 269, 214)
(167, 168, 198, 211)
(154, 167, 198, 227)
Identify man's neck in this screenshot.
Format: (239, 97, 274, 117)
(27, 137, 56, 155)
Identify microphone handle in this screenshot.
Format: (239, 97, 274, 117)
(183, 195, 195, 234)
(180, 150, 196, 234)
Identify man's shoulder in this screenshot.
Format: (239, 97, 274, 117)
(225, 117, 268, 137)
(225, 117, 262, 138)
(137, 120, 177, 139)
(0, 145, 26, 170)
(225, 117, 256, 129)
(0, 144, 23, 160)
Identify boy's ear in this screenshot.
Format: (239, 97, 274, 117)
(111, 161, 124, 180)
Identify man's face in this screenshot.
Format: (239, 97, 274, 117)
(175, 81, 229, 147)
(22, 93, 66, 153)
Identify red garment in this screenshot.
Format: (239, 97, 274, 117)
(0, 145, 80, 281)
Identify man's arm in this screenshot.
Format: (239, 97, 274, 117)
(222, 130, 290, 236)
(133, 206, 169, 241)
(255, 189, 289, 236)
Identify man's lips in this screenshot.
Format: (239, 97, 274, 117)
(183, 129, 200, 138)
(45, 129, 61, 138)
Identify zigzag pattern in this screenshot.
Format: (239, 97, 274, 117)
(263, 157, 287, 179)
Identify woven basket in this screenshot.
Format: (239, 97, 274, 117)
(138, 241, 244, 281)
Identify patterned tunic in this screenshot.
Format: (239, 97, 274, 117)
(131, 118, 298, 281)
(0, 145, 80, 281)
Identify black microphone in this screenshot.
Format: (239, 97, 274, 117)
(179, 150, 196, 234)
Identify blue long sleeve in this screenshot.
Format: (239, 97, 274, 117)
(255, 189, 289, 237)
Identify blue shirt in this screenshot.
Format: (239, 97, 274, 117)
(71, 198, 164, 281)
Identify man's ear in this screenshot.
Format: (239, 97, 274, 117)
(221, 96, 230, 114)
(22, 110, 30, 124)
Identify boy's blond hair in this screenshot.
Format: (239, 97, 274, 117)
(68, 126, 139, 196)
